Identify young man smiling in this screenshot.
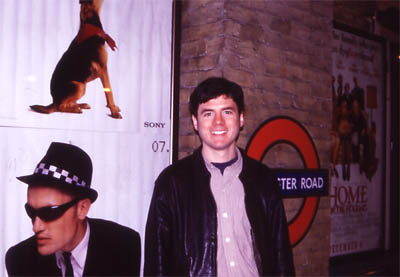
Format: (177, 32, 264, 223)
(144, 77, 295, 276)
(6, 142, 141, 276)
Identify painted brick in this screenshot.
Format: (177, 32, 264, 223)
(179, 103, 191, 118)
(283, 198, 304, 215)
(292, 95, 319, 110)
(270, 17, 292, 35)
(239, 23, 265, 42)
(225, 2, 259, 24)
(223, 20, 241, 37)
(226, 40, 258, 58)
(283, 51, 309, 67)
(290, 1, 310, 12)
(179, 88, 191, 104)
(263, 60, 280, 76)
(258, 44, 282, 63)
(312, 1, 333, 17)
(181, 0, 222, 16)
(236, 0, 266, 11)
(279, 93, 293, 109)
(291, 24, 311, 42)
(180, 72, 198, 88)
(198, 69, 224, 83)
(182, 21, 224, 42)
(264, 1, 291, 17)
(179, 117, 194, 136)
(205, 37, 225, 56)
(179, 135, 197, 151)
(311, 83, 331, 98)
(279, 64, 304, 81)
(255, 75, 281, 91)
(244, 88, 262, 106)
(223, 68, 255, 88)
(181, 54, 219, 72)
(220, 52, 241, 69)
(183, 39, 207, 58)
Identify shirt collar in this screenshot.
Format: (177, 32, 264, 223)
(204, 147, 242, 176)
(56, 220, 90, 272)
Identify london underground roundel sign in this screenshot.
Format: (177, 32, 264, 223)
(246, 116, 320, 247)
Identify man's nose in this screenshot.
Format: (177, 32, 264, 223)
(32, 216, 45, 233)
(214, 112, 224, 125)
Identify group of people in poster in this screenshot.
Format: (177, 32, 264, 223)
(331, 74, 378, 181)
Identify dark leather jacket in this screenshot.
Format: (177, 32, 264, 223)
(144, 148, 295, 276)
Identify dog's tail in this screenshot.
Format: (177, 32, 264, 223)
(30, 104, 57, 114)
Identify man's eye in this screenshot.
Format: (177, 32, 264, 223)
(224, 110, 233, 115)
(203, 112, 212, 117)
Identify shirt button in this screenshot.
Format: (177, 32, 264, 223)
(230, 261, 235, 267)
(225, 237, 231, 243)
(222, 212, 228, 218)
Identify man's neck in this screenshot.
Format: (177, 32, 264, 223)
(201, 145, 237, 163)
(211, 155, 238, 175)
(63, 219, 87, 252)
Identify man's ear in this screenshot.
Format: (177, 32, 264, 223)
(192, 115, 198, 131)
(240, 113, 244, 128)
(76, 198, 91, 220)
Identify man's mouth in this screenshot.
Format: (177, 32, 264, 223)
(212, 130, 227, 135)
(36, 236, 50, 244)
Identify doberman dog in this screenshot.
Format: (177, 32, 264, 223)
(30, 0, 122, 119)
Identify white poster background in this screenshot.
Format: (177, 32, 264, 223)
(330, 28, 384, 257)
(0, 0, 173, 274)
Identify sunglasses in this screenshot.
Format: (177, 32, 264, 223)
(25, 198, 81, 222)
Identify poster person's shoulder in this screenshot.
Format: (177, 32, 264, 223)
(5, 235, 38, 275)
(85, 218, 141, 276)
(88, 217, 140, 242)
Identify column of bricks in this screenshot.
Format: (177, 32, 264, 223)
(178, 1, 333, 275)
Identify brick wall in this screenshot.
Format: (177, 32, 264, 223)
(178, 0, 333, 275)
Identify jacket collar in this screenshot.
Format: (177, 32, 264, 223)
(191, 147, 211, 179)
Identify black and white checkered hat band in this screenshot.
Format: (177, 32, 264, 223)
(34, 163, 87, 188)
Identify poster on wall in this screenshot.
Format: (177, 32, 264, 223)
(0, 0, 173, 273)
(330, 26, 384, 257)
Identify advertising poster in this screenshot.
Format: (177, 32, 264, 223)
(330, 27, 384, 257)
(0, 0, 173, 273)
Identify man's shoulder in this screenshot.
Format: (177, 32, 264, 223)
(84, 218, 141, 276)
(6, 235, 57, 275)
(240, 150, 280, 192)
(6, 235, 37, 258)
(88, 218, 140, 240)
(241, 149, 271, 173)
(86, 218, 140, 257)
(157, 151, 199, 180)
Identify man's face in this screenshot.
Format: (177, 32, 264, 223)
(27, 186, 82, 255)
(192, 95, 244, 161)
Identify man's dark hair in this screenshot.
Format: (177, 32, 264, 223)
(189, 77, 245, 117)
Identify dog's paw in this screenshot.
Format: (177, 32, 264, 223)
(107, 104, 121, 112)
(110, 112, 122, 119)
(78, 103, 91, 109)
(107, 105, 122, 119)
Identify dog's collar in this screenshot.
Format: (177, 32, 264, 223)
(76, 23, 117, 51)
